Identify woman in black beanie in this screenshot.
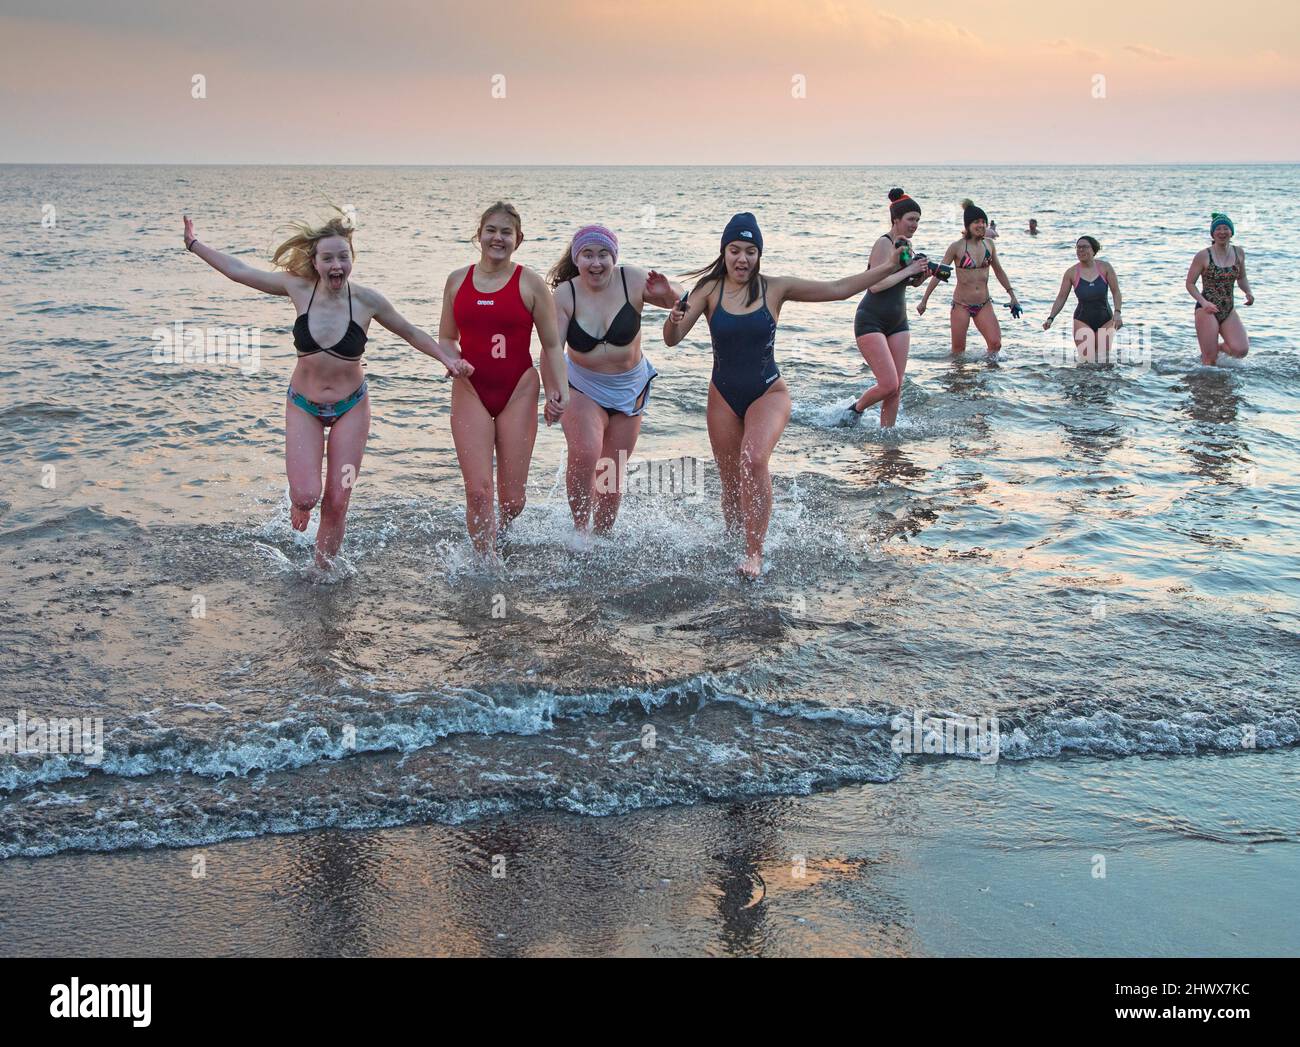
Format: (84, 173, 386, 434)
(919, 198, 1021, 355)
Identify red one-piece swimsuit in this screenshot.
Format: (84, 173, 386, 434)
(452, 263, 536, 417)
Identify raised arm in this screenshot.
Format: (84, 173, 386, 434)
(522, 268, 567, 424)
(772, 239, 918, 306)
(1043, 267, 1074, 329)
(663, 280, 713, 347)
(361, 285, 472, 377)
(635, 267, 686, 309)
(183, 215, 292, 296)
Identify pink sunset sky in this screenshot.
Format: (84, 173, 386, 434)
(2, 0, 1297, 164)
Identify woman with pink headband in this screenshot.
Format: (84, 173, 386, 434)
(548, 224, 683, 535)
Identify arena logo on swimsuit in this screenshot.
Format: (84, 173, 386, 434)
(476, 298, 494, 306)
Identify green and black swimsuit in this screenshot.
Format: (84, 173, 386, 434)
(1199, 246, 1240, 321)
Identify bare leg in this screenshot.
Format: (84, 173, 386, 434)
(1219, 311, 1250, 359)
(706, 383, 745, 535)
(880, 331, 910, 427)
(316, 396, 370, 567)
(734, 384, 792, 577)
(852, 332, 899, 416)
(972, 302, 1002, 354)
(1096, 318, 1118, 365)
(1194, 308, 1222, 366)
(560, 389, 607, 532)
(593, 410, 644, 534)
(950, 304, 971, 354)
(285, 399, 326, 532)
(450, 380, 499, 557)
(493, 368, 541, 536)
(1073, 319, 1096, 364)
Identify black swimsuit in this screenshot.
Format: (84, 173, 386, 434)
(855, 238, 910, 338)
(707, 276, 780, 419)
(1072, 267, 1113, 332)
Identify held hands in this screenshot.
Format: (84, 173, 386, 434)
(444, 357, 474, 379)
(183, 215, 197, 250)
(1245, 294, 1254, 307)
(544, 390, 567, 426)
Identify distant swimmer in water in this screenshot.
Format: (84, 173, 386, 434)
(1028, 219, 1040, 236)
(548, 224, 684, 536)
(182, 209, 471, 570)
(1187, 213, 1253, 366)
(664, 211, 912, 579)
(1043, 236, 1123, 363)
(846, 188, 936, 427)
(438, 202, 566, 559)
(986, 219, 999, 240)
(918, 199, 1021, 356)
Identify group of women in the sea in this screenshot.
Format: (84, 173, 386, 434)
(180, 192, 1254, 577)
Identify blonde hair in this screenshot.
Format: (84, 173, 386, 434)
(474, 201, 523, 246)
(271, 204, 356, 279)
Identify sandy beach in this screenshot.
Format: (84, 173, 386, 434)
(3, 748, 1294, 957)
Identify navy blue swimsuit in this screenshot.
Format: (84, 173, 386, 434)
(1072, 268, 1113, 332)
(707, 276, 780, 419)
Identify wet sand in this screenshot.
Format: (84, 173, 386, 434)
(3, 748, 1295, 957)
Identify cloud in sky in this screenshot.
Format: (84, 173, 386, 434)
(1, 1, 1297, 163)
(1123, 44, 1176, 63)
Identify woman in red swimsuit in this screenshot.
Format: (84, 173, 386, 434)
(438, 202, 567, 557)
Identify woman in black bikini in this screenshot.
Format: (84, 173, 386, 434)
(918, 199, 1021, 355)
(1186, 213, 1253, 366)
(1043, 236, 1123, 363)
(183, 210, 471, 569)
(549, 224, 683, 537)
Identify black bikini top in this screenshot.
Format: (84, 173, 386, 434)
(294, 280, 368, 360)
(566, 267, 641, 353)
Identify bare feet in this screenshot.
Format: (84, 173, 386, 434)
(737, 553, 763, 580)
(290, 504, 311, 531)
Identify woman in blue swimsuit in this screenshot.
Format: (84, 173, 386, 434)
(183, 210, 471, 568)
(664, 212, 922, 578)
(1043, 236, 1123, 363)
